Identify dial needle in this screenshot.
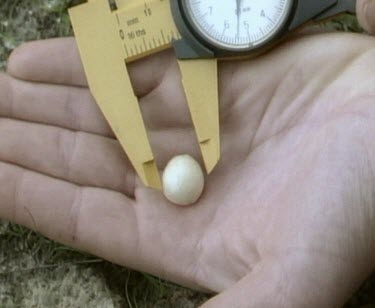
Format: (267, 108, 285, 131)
(236, 0, 240, 38)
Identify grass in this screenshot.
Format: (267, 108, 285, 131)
(0, 1, 374, 307)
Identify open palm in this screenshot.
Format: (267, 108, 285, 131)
(1, 32, 375, 307)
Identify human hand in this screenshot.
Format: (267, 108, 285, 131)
(1, 31, 375, 307)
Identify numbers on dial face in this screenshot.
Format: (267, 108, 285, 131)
(184, 0, 292, 51)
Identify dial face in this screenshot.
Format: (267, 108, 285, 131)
(182, 0, 293, 51)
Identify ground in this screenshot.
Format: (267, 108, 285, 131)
(0, 1, 374, 307)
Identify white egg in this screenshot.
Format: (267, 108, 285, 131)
(162, 155, 205, 206)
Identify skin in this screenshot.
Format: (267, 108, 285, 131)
(0, 1, 375, 307)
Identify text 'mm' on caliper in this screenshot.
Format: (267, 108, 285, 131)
(69, 0, 356, 189)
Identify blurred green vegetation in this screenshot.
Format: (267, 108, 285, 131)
(0, 0, 72, 68)
(0, 1, 374, 307)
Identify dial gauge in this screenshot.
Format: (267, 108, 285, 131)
(181, 0, 294, 51)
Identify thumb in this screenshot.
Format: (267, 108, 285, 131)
(357, 0, 375, 34)
(199, 255, 354, 308)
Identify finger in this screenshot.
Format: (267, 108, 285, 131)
(0, 118, 200, 195)
(7, 37, 175, 97)
(357, 0, 375, 34)
(0, 161, 141, 268)
(0, 118, 135, 196)
(200, 256, 358, 308)
(0, 73, 113, 137)
(7, 38, 87, 87)
(5, 38, 189, 130)
(0, 68, 190, 135)
(4, 38, 239, 134)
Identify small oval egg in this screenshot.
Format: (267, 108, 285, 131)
(162, 155, 205, 206)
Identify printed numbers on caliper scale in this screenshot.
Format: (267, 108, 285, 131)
(69, 0, 356, 189)
(69, 0, 219, 189)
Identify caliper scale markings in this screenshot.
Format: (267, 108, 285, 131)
(114, 0, 181, 62)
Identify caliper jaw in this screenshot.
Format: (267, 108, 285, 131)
(69, 0, 161, 189)
(171, 47, 221, 174)
(170, 0, 221, 174)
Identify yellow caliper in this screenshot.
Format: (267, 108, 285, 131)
(69, 0, 219, 189)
